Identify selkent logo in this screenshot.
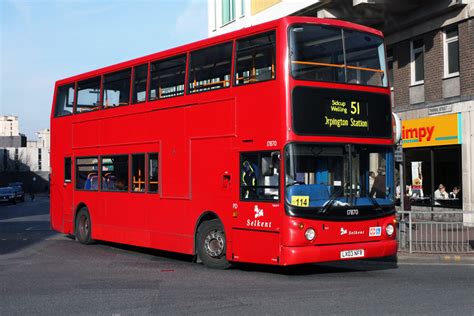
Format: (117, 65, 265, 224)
(402, 125, 435, 142)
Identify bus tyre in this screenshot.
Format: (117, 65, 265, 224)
(75, 207, 93, 245)
(197, 220, 230, 269)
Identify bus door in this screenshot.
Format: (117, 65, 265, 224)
(190, 136, 235, 235)
(232, 151, 281, 265)
(59, 155, 74, 233)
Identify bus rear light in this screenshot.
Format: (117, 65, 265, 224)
(386, 224, 394, 236)
(305, 228, 316, 241)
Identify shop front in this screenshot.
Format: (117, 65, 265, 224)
(401, 113, 462, 209)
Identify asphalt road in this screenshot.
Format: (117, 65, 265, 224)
(1, 198, 473, 315)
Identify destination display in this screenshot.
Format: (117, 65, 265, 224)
(292, 86, 392, 138)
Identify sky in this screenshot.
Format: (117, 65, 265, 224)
(0, 0, 208, 139)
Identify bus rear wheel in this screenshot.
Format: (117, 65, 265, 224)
(75, 207, 93, 245)
(197, 219, 230, 269)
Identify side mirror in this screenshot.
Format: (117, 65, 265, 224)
(262, 152, 280, 177)
(261, 157, 274, 176)
(271, 151, 280, 172)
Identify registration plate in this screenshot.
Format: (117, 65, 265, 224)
(340, 249, 365, 259)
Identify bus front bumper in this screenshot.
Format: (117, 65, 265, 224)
(280, 239, 397, 266)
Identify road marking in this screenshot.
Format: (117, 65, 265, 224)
(399, 262, 474, 267)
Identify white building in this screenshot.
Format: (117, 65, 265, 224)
(208, 0, 321, 37)
(1, 124, 50, 172)
(0, 115, 20, 136)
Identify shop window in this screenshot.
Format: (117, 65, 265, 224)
(76, 157, 99, 190)
(410, 39, 424, 85)
(444, 26, 459, 77)
(404, 145, 462, 208)
(148, 153, 159, 193)
(188, 42, 232, 93)
(149, 55, 186, 100)
(235, 31, 276, 85)
(132, 64, 148, 104)
(101, 155, 129, 192)
(240, 151, 280, 201)
(103, 69, 131, 108)
(54, 84, 75, 117)
(131, 154, 145, 192)
(76, 76, 101, 113)
(405, 149, 431, 206)
(433, 146, 461, 208)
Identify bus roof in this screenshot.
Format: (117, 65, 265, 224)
(55, 16, 383, 86)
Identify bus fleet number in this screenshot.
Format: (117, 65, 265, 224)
(266, 140, 277, 147)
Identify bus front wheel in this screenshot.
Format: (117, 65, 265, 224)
(75, 207, 94, 245)
(197, 219, 230, 269)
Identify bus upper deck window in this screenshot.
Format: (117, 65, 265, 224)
(188, 42, 233, 94)
(76, 76, 101, 113)
(54, 84, 75, 117)
(103, 69, 131, 108)
(149, 55, 186, 100)
(235, 31, 276, 86)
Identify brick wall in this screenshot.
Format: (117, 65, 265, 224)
(423, 30, 443, 103)
(459, 18, 474, 97)
(392, 40, 410, 108)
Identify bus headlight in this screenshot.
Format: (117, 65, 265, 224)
(305, 228, 316, 241)
(386, 224, 394, 236)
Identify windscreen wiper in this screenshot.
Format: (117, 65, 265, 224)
(320, 185, 346, 214)
(367, 195, 383, 211)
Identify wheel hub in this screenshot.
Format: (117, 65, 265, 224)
(204, 230, 224, 258)
(79, 215, 89, 237)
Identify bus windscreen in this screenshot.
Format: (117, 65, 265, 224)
(290, 24, 387, 87)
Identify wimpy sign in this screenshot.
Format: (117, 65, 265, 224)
(402, 125, 435, 142)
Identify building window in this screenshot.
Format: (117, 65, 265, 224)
(444, 26, 459, 77)
(235, 31, 276, 86)
(211, 0, 217, 31)
(76, 157, 99, 190)
(103, 69, 131, 108)
(148, 153, 159, 193)
(38, 148, 42, 171)
(387, 48, 394, 89)
(188, 42, 233, 93)
(222, 0, 235, 25)
(101, 155, 129, 192)
(240, 0, 245, 17)
(404, 146, 461, 209)
(410, 39, 424, 85)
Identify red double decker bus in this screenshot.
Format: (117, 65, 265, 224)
(50, 17, 397, 268)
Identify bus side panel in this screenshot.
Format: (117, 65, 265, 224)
(232, 230, 280, 264)
(50, 118, 74, 234)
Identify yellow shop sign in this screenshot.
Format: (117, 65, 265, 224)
(402, 113, 461, 148)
